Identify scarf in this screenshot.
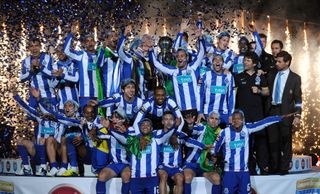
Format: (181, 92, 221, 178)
(126, 134, 153, 159)
(199, 123, 221, 172)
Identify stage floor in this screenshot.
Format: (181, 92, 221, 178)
(1, 168, 320, 194)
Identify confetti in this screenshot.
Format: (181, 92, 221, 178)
(0, 0, 320, 157)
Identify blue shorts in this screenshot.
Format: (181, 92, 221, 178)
(107, 163, 129, 176)
(222, 171, 250, 194)
(158, 165, 183, 178)
(130, 177, 159, 194)
(183, 162, 203, 176)
(90, 147, 110, 174)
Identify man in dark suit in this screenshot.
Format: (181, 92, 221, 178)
(266, 51, 302, 175)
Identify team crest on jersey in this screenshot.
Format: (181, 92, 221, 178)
(224, 188, 229, 194)
(255, 76, 261, 85)
(240, 131, 246, 137)
(67, 65, 74, 73)
(224, 77, 229, 85)
(133, 106, 139, 112)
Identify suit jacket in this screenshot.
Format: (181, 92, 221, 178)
(266, 69, 302, 126)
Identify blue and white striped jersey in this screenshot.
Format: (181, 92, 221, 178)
(149, 38, 205, 111)
(63, 33, 104, 98)
(199, 71, 235, 116)
(232, 54, 245, 74)
(212, 116, 282, 172)
(160, 131, 205, 168)
(109, 134, 130, 165)
(99, 47, 121, 98)
(133, 96, 183, 131)
(51, 111, 109, 149)
(117, 35, 149, 99)
(98, 93, 143, 122)
(173, 32, 198, 59)
(111, 128, 176, 178)
(231, 31, 264, 74)
(185, 124, 209, 164)
(53, 58, 79, 111)
(207, 47, 235, 70)
(20, 53, 56, 99)
(13, 95, 64, 143)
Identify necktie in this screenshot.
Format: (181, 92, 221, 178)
(274, 72, 283, 104)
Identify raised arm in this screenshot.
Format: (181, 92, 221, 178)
(39, 103, 81, 127)
(63, 33, 83, 62)
(109, 129, 128, 145)
(117, 35, 133, 64)
(155, 127, 176, 145)
(177, 131, 206, 150)
(189, 37, 205, 71)
(19, 59, 33, 82)
(190, 124, 205, 136)
(133, 101, 152, 135)
(248, 24, 263, 57)
(13, 95, 41, 122)
(148, 49, 176, 76)
(247, 116, 282, 134)
(173, 19, 189, 51)
(118, 25, 133, 63)
(97, 93, 121, 108)
(173, 32, 185, 51)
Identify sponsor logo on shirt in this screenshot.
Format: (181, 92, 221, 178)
(162, 145, 175, 153)
(229, 140, 245, 149)
(210, 86, 227, 94)
(177, 75, 192, 84)
(141, 145, 152, 154)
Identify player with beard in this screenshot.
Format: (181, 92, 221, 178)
(133, 86, 183, 132)
(96, 108, 131, 194)
(63, 22, 105, 111)
(211, 110, 292, 194)
(198, 55, 235, 126)
(149, 30, 205, 120)
(110, 114, 177, 194)
(89, 79, 143, 125)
